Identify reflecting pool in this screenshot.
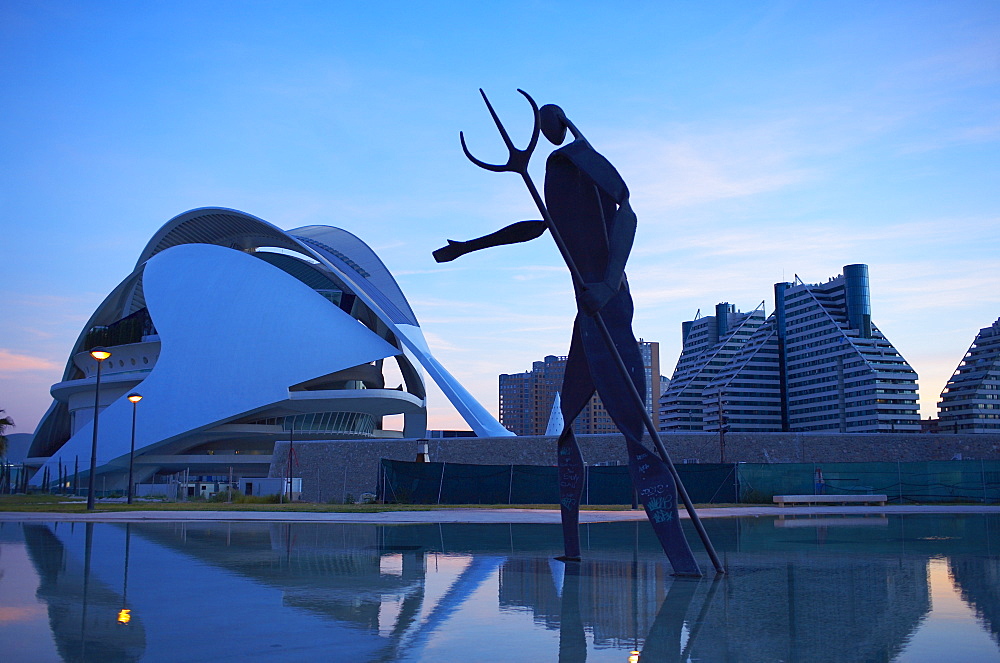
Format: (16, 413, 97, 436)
(1, 514, 999, 662)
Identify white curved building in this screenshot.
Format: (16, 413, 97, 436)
(28, 208, 510, 489)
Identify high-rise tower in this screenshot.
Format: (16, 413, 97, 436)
(501, 341, 661, 436)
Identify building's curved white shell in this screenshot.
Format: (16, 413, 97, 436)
(29, 207, 510, 487)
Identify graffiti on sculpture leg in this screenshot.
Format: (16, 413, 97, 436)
(627, 438, 700, 576)
(557, 440, 585, 561)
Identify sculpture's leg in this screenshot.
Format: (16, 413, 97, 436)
(556, 428, 585, 561)
(556, 320, 595, 562)
(581, 287, 701, 575)
(626, 437, 701, 576)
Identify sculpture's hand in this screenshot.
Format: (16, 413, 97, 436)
(433, 240, 467, 263)
(578, 282, 616, 316)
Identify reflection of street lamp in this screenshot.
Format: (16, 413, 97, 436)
(86, 347, 111, 510)
(118, 522, 133, 625)
(126, 393, 142, 504)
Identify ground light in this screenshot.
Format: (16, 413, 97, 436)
(86, 347, 111, 510)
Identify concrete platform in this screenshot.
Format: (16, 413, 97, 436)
(774, 494, 888, 506)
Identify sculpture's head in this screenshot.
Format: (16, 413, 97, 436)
(540, 104, 569, 145)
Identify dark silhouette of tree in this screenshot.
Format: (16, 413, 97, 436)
(0, 409, 12, 459)
(0, 409, 12, 493)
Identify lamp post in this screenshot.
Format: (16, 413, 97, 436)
(126, 393, 142, 504)
(86, 347, 111, 510)
(717, 391, 728, 464)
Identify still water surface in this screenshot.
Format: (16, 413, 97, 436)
(0, 514, 998, 662)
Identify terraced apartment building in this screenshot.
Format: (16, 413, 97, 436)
(661, 264, 920, 433)
(939, 317, 1000, 432)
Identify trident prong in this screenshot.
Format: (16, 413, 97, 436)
(460, 88, 540, 175)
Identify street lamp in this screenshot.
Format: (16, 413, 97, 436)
(86, 347, 111, 510)
(717, 391, 728, 464)
(126, 393, 142, 504)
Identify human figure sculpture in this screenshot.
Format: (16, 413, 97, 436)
(436, 92, 715, 575)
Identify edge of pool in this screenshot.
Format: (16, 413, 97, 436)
(4, 504, 1000, 524)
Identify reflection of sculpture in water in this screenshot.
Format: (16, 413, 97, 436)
(499, 554, 713, 661)
(437, 90, 718, 575)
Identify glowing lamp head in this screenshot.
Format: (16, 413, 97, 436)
(117, 608, 131, 625)
(90, 347, 112, 361)
(628, 651, 640, 663)
(127, 393, 143, 404)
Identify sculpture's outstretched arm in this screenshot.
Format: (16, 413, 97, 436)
(433, 220, 546, 263)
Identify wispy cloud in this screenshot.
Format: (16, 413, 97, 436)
(0, 349, 61, 374)
(898, 122, 1000, 154)
(607, 122, 814, 212)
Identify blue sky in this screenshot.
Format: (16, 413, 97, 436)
(2, 1, 998, 433)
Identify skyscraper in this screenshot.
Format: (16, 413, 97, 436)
(500, 341, 661, 436)
(661, 264, 920, 433)
(939, 317, 1000, 432)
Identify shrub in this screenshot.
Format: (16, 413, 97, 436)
(742, 489, 770, 504)
(208, 490, 281, 504)
(238, 493, 281, 504)
(209, 490, 234, 503)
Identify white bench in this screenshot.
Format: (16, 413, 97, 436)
(773, 494, 888, 507)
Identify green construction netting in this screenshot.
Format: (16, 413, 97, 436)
(378, 460, 738, 505)
(737, 460, 1000, 504)
(677, 464, 739, 503)
(379, 459, 1000, 505)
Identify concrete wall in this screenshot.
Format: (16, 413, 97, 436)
(270, 432, 1000, 503)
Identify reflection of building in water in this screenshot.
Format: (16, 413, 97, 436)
(22, 524, 146, 663)
(500, 519, 934, 660)
(686, 554, 928, 663)
(499, 557, 672, 649)
(21, 520, 509, 662)
(130, 522, 423, 632)
(25, 521, 419, 661)
(18, 518, 969, 661)
(500, 553, 928, 660)
(950, 556, 1000, 646)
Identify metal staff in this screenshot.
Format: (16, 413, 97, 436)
(460, 89, 724, 574)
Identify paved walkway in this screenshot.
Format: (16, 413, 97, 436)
(4, 504, 1000, 524)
